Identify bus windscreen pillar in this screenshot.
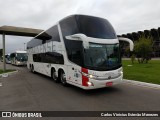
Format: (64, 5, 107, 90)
(2, 33, 6, 71)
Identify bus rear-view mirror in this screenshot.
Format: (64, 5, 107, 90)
(118, 37, 134, 51)
(65, 34, 89, 49)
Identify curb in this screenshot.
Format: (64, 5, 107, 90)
(123, 79, 160, 89)
(0, 70, 18, 78)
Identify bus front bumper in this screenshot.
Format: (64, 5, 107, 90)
(16, 61, 27, 66)
(82, 75, 123, 90)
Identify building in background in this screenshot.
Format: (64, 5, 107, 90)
(118, 27, 160, 58)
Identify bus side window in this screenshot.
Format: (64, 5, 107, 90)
(46, 25, 61, 42)
(33, 54, 41, 62)
(66, 41, 83, 66)
(33, 52, 64, 64)
(45, 52, 64, 64)
(71, 50, 82, 66)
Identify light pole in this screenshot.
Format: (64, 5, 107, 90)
(2, 33, 6, 71)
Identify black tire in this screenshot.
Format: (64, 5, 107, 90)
(29, 65, 32, 72)
(52, 70, 59, 83)
(60, 70, 67, 86)
(31, 65, 35, 73)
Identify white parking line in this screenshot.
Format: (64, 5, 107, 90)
(0, 83, 2, 86)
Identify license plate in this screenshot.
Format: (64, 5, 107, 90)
(106, 82, 113, 86)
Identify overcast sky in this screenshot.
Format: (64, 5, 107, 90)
(1, 0, 160, 53)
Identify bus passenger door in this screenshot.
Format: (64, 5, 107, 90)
(67, 65, 74, 83)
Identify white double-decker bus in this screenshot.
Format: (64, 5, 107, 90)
(27, 15, 133, 89)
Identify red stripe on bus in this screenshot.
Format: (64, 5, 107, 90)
(81, 68, 88, 86)
(82, 67, 88, 74)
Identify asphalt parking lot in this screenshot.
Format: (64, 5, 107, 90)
(0, 63, 160, 120)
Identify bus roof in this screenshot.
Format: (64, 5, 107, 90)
(15, 51, 27, 53)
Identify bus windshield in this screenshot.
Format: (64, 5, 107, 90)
(5, 55, 10, 61)
(17, 53, 27, 61)
(83, 43, 121, 71)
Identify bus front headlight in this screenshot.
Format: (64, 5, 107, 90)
(89, 74, 93, 78)
(81, 72, 97, 79)
(87, 81, 94, 86)
(88, 74, 97, 79)
(118, 69, 123, 76)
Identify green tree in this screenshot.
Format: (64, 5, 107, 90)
(134, 35, 153, 63)
(131, 54, 135, 64)
(124, 47, 130, 57)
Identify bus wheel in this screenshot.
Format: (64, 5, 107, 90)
(31, 65, 35, 73)
(60, 70, 67, 86)
(52, 70, 59, 83)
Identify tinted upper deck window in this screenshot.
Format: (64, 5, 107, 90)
(46, 25, 60, 42)
(27, 25, 60, 49)
(76, 15, 117, 39)
(60, 16, 80, 37)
